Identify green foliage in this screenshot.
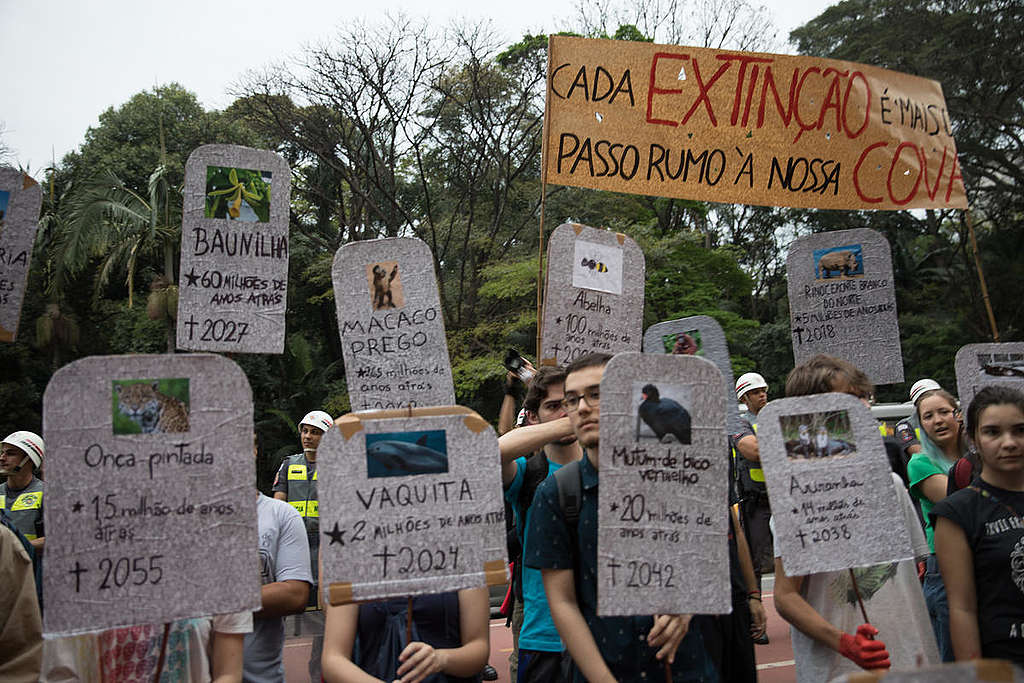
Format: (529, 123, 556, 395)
(477, 258, 540, 302)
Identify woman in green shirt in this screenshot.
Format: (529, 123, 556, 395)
(906, 388, 968, 662)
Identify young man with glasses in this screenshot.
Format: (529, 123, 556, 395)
(497, 366, 582, 682)
(524, 353, 715, 682)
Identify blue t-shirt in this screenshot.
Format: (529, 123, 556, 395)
(505, 455, 566, 652)
(523, 455, 717, 682)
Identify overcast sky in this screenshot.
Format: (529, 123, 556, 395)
(1, 0, 833, 174)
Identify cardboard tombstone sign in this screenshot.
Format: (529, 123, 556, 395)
(0, 168, 42, 342)
(42, 354, 259, 635)
(955, 342, 1024, 411)
(831, 660, 1024, 682)
(758, 394, 913, 576)
(177, 145, 291, 353)
(643, 315, 742, 435)
(539, 223, 644, 366)
(333, 238, 455, 410)
(787, 228, 903, 385)
(597, 352, 730, 616)
(318, 407, 507, 604)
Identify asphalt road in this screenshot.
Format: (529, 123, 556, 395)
(282, 577, 796, 681)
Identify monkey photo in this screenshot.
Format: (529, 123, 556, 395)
(367, 261, 404, 310)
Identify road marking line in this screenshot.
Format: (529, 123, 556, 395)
(756, 659, 795, 670)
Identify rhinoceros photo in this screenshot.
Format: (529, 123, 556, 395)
(815, 247, 862, 279)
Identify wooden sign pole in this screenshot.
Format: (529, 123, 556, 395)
(965, 210, 1000, 341)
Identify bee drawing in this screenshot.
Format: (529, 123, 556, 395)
(581, 258, 608, 273)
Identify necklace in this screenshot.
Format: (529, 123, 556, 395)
(968, 483, 1024, 522)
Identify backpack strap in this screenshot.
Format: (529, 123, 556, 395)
(517, 452, 551, 526)
(553, 459, 583, 585)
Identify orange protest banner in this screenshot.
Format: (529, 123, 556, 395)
(543, 35, 967, 210)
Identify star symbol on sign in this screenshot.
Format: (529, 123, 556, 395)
(609, 502, 618, 512)
(325, 522, 346, 546)
(184, 268, 200, 287)
(72, 501, 83, 513)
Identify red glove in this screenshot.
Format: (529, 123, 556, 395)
(839, 624, 891, 670)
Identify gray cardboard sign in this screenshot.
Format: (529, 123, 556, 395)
(758, 394, 913, 576)
(0, 168, 42, 342)
(829, 660, 1024, 682)
(333, 237, 455, 410)
(787, 228, 903, 384)
(955, 342, 1024, 411)
(177, 145, 291, 353)
(539, 223, 644, 366)
(643, 316, 742, 435)
(597, 352, 730, 616)
(318, 407, 507, 603)
(41, 354, 259, 635)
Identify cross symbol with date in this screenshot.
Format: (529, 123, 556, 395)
(69, 561, 88, 592)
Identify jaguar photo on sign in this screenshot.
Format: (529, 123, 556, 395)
(42, 354, 259, 635)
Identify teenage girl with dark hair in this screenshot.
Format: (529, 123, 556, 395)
(932, 385, 1024, 664)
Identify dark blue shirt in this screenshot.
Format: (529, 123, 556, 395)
(524, 454, 717, 682)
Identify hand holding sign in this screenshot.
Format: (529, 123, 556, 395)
(597, 352, 730, 616)
(0, 168, 42, 342)
(757, 393, 913, 576)
(42, 354, 259, 635)
(540, 223, 644, 366)
(319, 406, 507, 605)
(177, 145, 291, 354)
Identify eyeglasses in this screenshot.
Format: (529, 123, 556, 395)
(561, 387, 600, 412)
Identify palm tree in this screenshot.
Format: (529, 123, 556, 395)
(51, 163, 181, 351)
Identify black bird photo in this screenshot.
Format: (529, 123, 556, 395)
(636, 383, 691, 444)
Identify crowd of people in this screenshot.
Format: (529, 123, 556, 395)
(1, 350, 1023, 682)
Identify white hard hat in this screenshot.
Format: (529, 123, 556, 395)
(735, 373, 768, 400)
(2, 431, 45, 469)
(299, 410, 334, 433)
(909, 379, 942, 405)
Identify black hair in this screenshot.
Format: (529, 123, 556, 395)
(523, 366, 568, 414)
(966, 385, 1024, 440)
(564, 352, 612, 377)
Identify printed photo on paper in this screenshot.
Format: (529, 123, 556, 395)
(662, 329, 703, 356)
(366, 429, 449, 478)
(365, 261, 405, 310)
(111, 378, 191, 435)
(813, 244, 864, 280)
(205, 166, 272, 222)
(572, 239, 623, 295)
(779, 410, 856, 460)
(632, 381, 692, 444)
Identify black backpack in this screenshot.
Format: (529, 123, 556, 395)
(509, 452, 553, 602)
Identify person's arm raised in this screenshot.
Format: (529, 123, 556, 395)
(499, 418, 574, 485)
